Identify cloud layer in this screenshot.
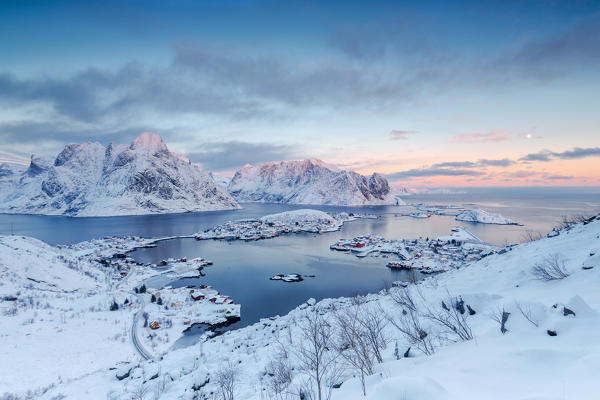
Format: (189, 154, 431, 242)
(387, 148, 600, 182)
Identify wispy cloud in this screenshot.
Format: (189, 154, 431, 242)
(431, 161, 476, 168)
(545, 174, 576, 180)
(477, 158, 516, 167)
(504, 170, 538, 178)
(452, 130, 509, 143)
(494, 14, 600, 80)
(390, 130, 418, 140)
(520, 147, 600, 162)
(431, 158, 515, 169)
(387, 167, 486, 180)
(556, 147, 600, 159)
(519, 150, 553, 162)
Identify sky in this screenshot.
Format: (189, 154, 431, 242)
(0, 0, 599, 187)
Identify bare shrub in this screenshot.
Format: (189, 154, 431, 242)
(215, 361, 239, 400)
(521, 230, 543, 243)
(489, 306, 510, 334)
(333, 298, 377, 396)
(555, 214, 594, 231)
(389, 288, 436, 356)
(265, 354, 294, 400)
(359, 303, 389, 363)
(293, 308, 340, 400)
(390, 287, 474, 351)
(515, 301, 538, 327)
(532, 254, 570, 281)
(421, 293, 473, 342)
(131, 383, 150, 400)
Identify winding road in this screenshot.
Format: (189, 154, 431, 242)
(131, 294, 154, 360)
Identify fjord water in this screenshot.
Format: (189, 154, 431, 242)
(1, 187, 598, 246)
(1, 187, 598, 332)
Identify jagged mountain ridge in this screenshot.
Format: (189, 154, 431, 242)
(0, 132, 240, 216)
(228, 159, 401, 206)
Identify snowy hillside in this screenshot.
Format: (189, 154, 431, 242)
(0, 233, 240, 397)
(0, 235, 101, 295)
(228, 159, 401, 206)
(0, 132, 240, 217)
(456, 208, 520, 225)
(11, 213, 598, 399)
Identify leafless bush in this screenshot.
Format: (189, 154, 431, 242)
(358, 302, 389, 363)
(555, 214, 594, 231)
(515, 301, 538, 327)
(390, 288, 473, 350)
(421, 293, 473, 342)
(342, 296, 389, 363)
(532, 254, 570, 281)
(333, 298, 376, 396)
(215, 361, 239, 400)
(489, 306, 510, 334)
(390, 287, 418, 313)
(131, 383, 150, 400)
(293, 308, 340, 400)
(389, 289, 436, 355)
(521, 230, 543, 243)
(265, 354, 294, 400)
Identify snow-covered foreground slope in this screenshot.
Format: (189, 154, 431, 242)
(0, 235, 137, 396)
(0, 234, 240, 398)
(0, 132, 239, 216)
(23, 214, 600, 400)
(456, 208, 520, 225)
(228, 159, 401, 206)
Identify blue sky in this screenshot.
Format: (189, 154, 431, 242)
(1, 0, 599, 185)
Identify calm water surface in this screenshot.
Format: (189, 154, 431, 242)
(1, 187, 598, 333)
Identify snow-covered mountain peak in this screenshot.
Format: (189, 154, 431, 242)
(305, 158, 341, 171)
(228, 159, 400, 206)
(304, 158, 326, 167)
(129, 132, 169, 153)
(0, 133, 240, 216)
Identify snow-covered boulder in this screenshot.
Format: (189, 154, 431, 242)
(228, 159, 401, 206)
(455, 209, 519, 225)
(0, 132, 240, 216)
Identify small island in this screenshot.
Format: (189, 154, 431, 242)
(455, 209, 521, 225)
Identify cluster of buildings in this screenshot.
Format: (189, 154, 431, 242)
(140, 284, 240, 355)
(195, 211, 354, 241)
(331, 227, 500, 274)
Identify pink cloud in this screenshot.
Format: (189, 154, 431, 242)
(390, 130, 418, 140)
(509, 170, 538, 178)
(452, 129, 509, 143)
